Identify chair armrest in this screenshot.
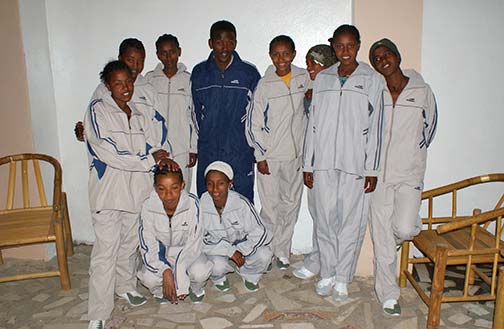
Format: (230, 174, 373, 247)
(436, 207, 504, 234)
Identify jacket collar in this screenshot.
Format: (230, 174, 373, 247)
(205, 51, 241, 72)
(145, 189, 191, 216)
(200, 190, 243, 215)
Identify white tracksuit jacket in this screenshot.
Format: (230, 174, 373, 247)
(303, 62, 384, 176)
(246, 65, 311, 161)
(379, 69, 437, 184)
(91, 74, 171, 155)
(145, 63, 198, 159)
(138, 190, 202, 295)
(200, 190, 272, 258)
(84, 90, 164, 213)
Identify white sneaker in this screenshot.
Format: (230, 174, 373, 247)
(383, 299, 401, 316)
(117, 290, 147, 307)
(332, 281, 348, 301)
(88, 320, 105, 329)
(292, 266, 317, 280)
(315, 276, 335, 296)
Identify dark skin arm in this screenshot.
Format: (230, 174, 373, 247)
(188, 153, 197, 168)
(257, 160, 270, 175)
(230, 250, 245, 267)
(162, 269, 178, 303)
(364, 176, 377, 193)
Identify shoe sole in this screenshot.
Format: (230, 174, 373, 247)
(292, 271, 316, 280)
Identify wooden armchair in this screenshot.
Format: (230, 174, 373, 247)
(399, 173, 504, 329)
(0, 153, 73, 290)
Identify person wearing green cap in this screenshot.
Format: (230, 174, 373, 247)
(369, 38, 438, 316)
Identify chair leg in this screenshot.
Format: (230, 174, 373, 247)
(62, 193, 74, 256)
(0, 250, 3, 265)
(54, 220, 71, 290)
(399, 240, 410, 288)
(494, 266, 504, 329)
(427, 245, 448, 329)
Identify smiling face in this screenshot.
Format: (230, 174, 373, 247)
(105, 69, 134, 109)
(157, 40, 181, 76)
(305, 56, 325, 81)
(118, 47, 145, 81)
(269, 41, 296, 77)
(372, 45, 400, 77)
(205, 170, 232, 209)
(154, 172, 185, 215)
(332, 32, 360, 67)
(208, 31, 237, 70)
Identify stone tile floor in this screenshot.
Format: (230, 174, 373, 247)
(0, 245, 496, 329)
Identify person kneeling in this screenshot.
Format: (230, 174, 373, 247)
(201, 161, 273, 292)
(138, 167, 212, 304)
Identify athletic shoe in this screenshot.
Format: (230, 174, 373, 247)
(265, 262, 273, 273)
(189, 288, 205, 304)
(383, 299, 401, 316)
(292, 266, 317, 280)
(88, 320, 104, 329)
(117, 291, 147, 307)
(332, 281, 348, 301)
(315, 276, 335, 296)
(244, 280, 259, 292)
(154, 295, 169, 305)
(276, 257, 290, 270)
(214, 277, 230, 292)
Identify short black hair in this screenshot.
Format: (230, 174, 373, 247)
(210, 20, 236, 40)
(155, 34, 180, 52)
(153, 166, 184, 185)
(269, 35, 296, 53)
(118, 38, 145, 57)
(99, 60, 132, 84)
(331, 24, 361, 44)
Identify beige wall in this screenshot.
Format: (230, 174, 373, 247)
(0, 0, 46, 259)
(353, 0, 423, 276)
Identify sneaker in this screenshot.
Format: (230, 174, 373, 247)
(265, 262, 273, 273)
(383, 299, 401, 316)
(117, 291, 147, 307)
(244, 280, 259, 292)
(88, 320, 105, 329)
(315, 276, 335, 296)
(293, 266, 317, 280)
(189, 288, 205, 304)
(214, 277, 231, 292)
(332, 281, 348, 301)
(154, 295, 169, 305)
(276, 257, 290, 270)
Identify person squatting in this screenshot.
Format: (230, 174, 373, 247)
(81, 20, 437, 329)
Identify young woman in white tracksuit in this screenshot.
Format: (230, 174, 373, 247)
(138, 168, 212, 304)
(145, 34, 198, 190)
(200, 161, 273, 292)
(303, 25, 384, 301)
(84, 61, 175, 328)
(246, 35, 310, 270)
(293, 44, 339, 280)
(368, 39, 437, 316)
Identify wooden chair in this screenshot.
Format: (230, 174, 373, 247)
(0, 153, 73, 290)
(399, 173, 504, 329)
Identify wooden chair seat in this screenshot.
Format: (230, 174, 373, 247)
(0, 208, 56, 247)
(414, 227, 504, 265)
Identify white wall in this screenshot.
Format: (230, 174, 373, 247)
(421, 0, 504, 216)
(19, 0, 352, 247)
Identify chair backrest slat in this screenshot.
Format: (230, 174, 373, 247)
(6, 160, 16, 210)
(21, 160, 30, 207)
(33, 160, 47, 207)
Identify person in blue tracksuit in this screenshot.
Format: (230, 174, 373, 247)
(191, 20, 261, 202)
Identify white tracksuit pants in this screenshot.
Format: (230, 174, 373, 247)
(208, 246, 273, 284)
(312, 169, 369, 283)
(173, 152, 193, 192)
(88, 210, 140, 320)
(370, 181, 422, 303)
(302, 188, 320, 274)
(137, 254, 212, 297)
(257, 157, 303, 259)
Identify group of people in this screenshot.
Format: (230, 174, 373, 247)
(79, 20, 437, 329)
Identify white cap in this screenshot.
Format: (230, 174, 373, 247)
(204, 161, 234, 180)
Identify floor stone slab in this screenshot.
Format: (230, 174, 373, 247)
(200, 317, 233, 329)
(242, 303, 267, 323)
